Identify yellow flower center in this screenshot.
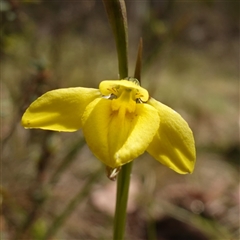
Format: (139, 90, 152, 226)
(99, 80, 149, 118)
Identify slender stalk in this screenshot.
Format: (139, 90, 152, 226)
(102, 1, 133, 239)
(102, 0, 128, 78)
(113, 162, 133, 240)
(103, 2, 145, 239)
(113, 39, 143, 239)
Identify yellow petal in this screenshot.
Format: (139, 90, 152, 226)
(82, 98, 159, 168)
(21, 88, 101, 132)
(147, 98, 196, 174)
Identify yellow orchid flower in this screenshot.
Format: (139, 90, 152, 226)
(21, 79, 196, 174)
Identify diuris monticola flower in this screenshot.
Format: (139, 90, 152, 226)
(21, 79, 196, 174)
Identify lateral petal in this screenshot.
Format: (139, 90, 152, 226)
(147, 98, 196, 174)
(21, 88, 100, 132)
(82, 99, 160, 168)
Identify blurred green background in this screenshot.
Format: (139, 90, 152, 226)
(1, 1, 239, 239)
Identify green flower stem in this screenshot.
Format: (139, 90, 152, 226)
(112, 38, 143, 237)
(113, 39, 143, 239)
(113, 162, 133, 240)
(102, 0, 128, 79)
(102, 1, 143, 239)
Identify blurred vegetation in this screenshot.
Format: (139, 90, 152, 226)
(1, 0, 239, 239)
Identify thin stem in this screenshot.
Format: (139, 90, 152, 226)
(102, 0, 128, 79)
(102, 2, 142, 240)
(113, 38, 143, 238)
(113, 162, 133, 240)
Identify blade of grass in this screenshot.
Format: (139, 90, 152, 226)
(160, 200, 234, 240)
(42, 168, 102, 240)
(49, 138, 86, 185)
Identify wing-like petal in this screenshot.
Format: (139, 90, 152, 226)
(21, 88, 100, 132)
(82, 98, 160, 168)
(147, 98, 196, 174)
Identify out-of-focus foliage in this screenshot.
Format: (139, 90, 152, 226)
(1, 0, 239, 239)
